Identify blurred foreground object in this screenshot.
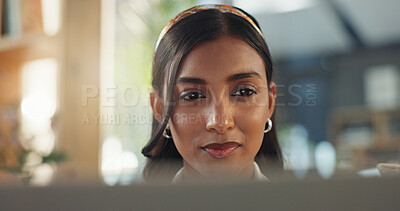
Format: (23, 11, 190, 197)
(1, 176, 400, 210)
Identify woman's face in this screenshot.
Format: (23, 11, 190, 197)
(153, 36, 276, 179)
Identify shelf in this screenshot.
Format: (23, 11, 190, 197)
(331, 106, 400, 170)
(0, 33, 55, 53)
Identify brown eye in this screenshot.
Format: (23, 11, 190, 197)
(231, 88, 257, 97)
(179, 91, 206, 101)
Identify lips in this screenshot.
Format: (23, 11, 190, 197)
(201, 142, 241, 159)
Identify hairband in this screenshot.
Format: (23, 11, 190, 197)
(155, 4, 264, 50)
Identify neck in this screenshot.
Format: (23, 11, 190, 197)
(182, 160, 255, 182)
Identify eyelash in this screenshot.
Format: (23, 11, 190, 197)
(179, 87, 257, 101)
(231, 88, 257, 97)
(179, 91, 206, 101)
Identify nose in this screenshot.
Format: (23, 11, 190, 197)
(205, 98, 234, 133)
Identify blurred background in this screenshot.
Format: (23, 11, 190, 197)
(0, 0, 399, 186)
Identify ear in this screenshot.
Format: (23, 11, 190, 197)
(267, 81, 277, 119)
(150, 89, 163, 124)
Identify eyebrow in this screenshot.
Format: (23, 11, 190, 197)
(175, 77, 206, 85)
(226, 71, 262, 82)
(175, 71, 262, 85)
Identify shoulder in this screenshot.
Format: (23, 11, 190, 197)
(253, 162, 270, 182)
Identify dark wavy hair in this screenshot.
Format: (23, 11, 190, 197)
(141, 6, 283, 183)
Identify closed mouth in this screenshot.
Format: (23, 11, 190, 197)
(201, 142, 241, 159)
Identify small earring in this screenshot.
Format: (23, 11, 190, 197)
(163, 125, 172, 139)
(264, 118, 272, 133)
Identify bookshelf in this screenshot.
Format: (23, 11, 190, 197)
(330, 107, 400, 171)
(0, 0, 55, 107)
(0, 0, 101, 184)
(0, 1, 52, 182)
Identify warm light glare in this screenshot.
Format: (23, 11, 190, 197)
(21, 58, 57, 132)
(120, 151, 139, 171)
(288, 125, 311, 179)
(30, 163, 55, 186)
(31, 132, 56, 155)
(21, 95, 56, 121)
(101, 136, 123, 186)
(41, 0, 61, 36)
(101, 136, 139, 185)
(20, 58, 58, 177)
(24, 152, 43, 167)
(118, 151, 139, 185)
(315, 141, 336, 179)
(101, 136, 123, 173)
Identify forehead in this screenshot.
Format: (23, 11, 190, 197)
(176, 36, 267, 83)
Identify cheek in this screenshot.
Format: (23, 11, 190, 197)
(235, 104, 268, 148)
(170, 108, 204, 134)
(169, 108, 204, 154)
(236, 95, 269, 125)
